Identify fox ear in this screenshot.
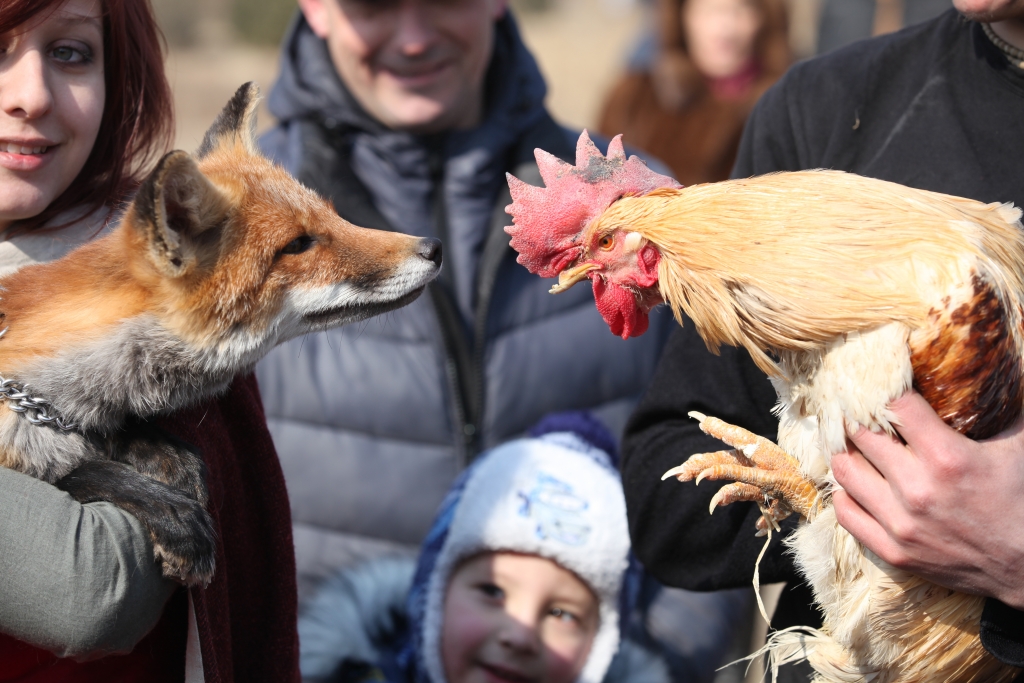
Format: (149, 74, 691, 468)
(133, 150, 231, 277)
(196, 81, 260, 159)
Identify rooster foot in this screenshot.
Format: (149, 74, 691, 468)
(662, 412, 820, 527)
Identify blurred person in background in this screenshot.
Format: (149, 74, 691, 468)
(255, 0, 748, 680)
(597, 0, 789, 185)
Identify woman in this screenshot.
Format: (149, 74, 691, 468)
(0, 1, 299, 681)
(598, 0, 790, 185)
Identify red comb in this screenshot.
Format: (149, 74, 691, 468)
(504, 130, 680, 277)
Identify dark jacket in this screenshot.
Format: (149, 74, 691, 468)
(621, 7, 1024, 669)
(254, 12, 674, 601)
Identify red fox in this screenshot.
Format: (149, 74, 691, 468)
(0, 83, 441, 585)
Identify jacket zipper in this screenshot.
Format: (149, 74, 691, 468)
(427, 148, 480, 468)
(427, 150, 516, 470)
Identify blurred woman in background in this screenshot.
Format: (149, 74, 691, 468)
(599, 0, 790, 184)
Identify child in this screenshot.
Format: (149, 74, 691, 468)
(299, 412, 670, 683)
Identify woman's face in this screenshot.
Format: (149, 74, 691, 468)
(0, 0, 105, 230)
(683, 0, 762, 79)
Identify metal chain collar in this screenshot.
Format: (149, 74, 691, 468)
(0, 375, 77, 431)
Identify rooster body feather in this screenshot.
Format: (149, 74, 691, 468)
(505, 134, 1024, 682)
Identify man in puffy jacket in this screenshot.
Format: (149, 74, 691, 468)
(255, 2, 750, 680)
(255, 0, 666, 596)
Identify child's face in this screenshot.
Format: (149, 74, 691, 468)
(441, 552, 600, 683)
(0, 0, 105, 229)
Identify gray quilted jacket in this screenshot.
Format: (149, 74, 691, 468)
(255, 12, 673, 600)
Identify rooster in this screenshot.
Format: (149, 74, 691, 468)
(504, 131, 1024, 683)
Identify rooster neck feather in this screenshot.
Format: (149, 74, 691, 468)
(589, 170, 1024, 376)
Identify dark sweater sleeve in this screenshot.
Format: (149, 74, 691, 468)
(621, 321, 801, 591)
(731, 70, 805, 179)
(981, 598, 1024, 668)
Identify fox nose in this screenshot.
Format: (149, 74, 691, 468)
(418, 237, 443, 268)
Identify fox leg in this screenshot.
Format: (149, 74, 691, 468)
(56, 459, 216, 585)
(60, 422, 215, 586)
(107, 418, 209, 508)
(662, 412, 820, 527)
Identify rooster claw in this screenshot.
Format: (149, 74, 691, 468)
(662, 413, 821, 522)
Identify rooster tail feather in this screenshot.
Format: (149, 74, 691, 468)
(736, 627, 874, 683)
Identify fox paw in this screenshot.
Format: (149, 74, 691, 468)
(57, 459, 217, 587)
(148, 496, 217, 586)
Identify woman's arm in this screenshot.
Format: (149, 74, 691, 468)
(0, 467, 177, 658)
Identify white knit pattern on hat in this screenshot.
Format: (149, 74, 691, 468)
(421, 433, 631, 683)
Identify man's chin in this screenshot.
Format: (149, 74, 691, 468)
(372, 90, 462, 133)
(953, 0, 1024, 22)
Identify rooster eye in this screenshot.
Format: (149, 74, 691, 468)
(598, 235, 614, 250)
(280, 235, 314, 256)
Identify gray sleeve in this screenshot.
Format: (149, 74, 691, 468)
(0, 466, 177, 658)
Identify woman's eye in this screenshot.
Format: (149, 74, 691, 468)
(598, 235, 614, 250)
(50, 44, 90, 64)
(280, 235, 314, 255)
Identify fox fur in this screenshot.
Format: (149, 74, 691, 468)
(0, 83, 442, 584)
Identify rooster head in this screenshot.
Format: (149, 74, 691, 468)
(504, 131, 681, 339)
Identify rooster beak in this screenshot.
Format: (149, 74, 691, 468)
(550, 262, 600, 294)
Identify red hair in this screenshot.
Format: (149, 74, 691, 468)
(0, 0, 174, 234)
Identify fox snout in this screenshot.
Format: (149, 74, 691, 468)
(288, 231, 443, 334)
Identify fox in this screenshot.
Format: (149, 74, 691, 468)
(0, 83, 441, 585)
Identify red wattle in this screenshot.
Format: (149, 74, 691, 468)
(592, 276, 649, 339)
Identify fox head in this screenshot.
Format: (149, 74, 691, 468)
(125, 81, 443, 353)
(0, 83, 442, 430)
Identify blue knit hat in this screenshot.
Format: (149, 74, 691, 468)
(402, 412, 638, 683)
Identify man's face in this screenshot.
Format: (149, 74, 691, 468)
(952, 0, 1024, 21)
(299, 0, 507, 134)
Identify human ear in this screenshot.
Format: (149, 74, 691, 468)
(298, 0, 332, 38)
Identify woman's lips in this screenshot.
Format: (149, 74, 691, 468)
(0, 143, 56, 172)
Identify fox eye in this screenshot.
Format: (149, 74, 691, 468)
(598, 235, 614, 251)
(280, 235, 314, 255)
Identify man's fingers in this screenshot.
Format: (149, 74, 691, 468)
(885, 391, 953, 455)
(846, 419, 908, 481)
(832, 448, 887, 516)
(833, 488, 907, 568)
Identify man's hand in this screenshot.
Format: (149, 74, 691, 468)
(832, 391, 1024, 609)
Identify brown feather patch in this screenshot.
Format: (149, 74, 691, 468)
(911, 273, 1024, 440)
